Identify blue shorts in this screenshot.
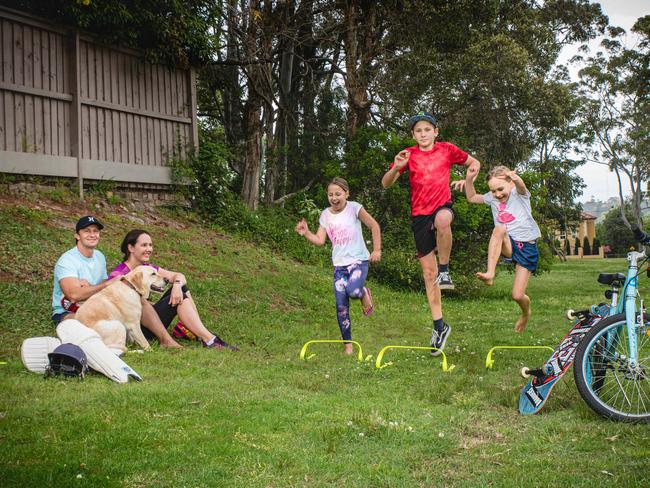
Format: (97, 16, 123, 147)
(52, 312, 73, 326)
(510, 237, 539, 272)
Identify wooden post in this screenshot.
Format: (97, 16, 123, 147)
(68, 30, 83, 199)
(188, 67, 198, 152)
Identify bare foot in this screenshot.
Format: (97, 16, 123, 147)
(515, 308, 532, 333)
(160, 339, 183, 349)
(476, 271, 494, 286)
(344, 343, 354, 355)
(361, 287, 374, 316)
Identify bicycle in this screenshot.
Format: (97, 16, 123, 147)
(573, 226, 650, 423)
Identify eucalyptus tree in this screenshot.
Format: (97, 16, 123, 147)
(577, 16, 650, 230)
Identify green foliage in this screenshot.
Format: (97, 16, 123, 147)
(5, 0, 219, 68)
(86, 179, 116, 197)
(574, 237, 581, 255)
(564, 238, 571, 256)
(597, 204, 637, 254)
(172, 129, 329, 266)
(592, 237, 601, 255)
(582, 236, 591, 255)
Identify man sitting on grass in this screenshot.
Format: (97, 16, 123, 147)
(51, 216, 181, 348)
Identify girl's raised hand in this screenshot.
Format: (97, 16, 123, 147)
(506, 170, 520, 181)
(295, 219, 309, 236)
(369, 250, 382, 263)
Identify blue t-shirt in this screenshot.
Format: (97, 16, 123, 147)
(52, 247, 108, 316)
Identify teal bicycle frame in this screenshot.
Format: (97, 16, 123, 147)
(617, 250, 645, 367)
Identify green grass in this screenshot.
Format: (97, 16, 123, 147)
(0, 192, 648, 487)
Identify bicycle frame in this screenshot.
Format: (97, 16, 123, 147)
(601, 250, 645, 367)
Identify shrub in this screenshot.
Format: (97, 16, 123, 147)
(592, 237, 601, 255)
(582, 236, 591, 256)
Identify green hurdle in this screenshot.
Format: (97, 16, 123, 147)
(299, 340, 364, 362)
(375, 345, 455, 372)
(484, 345, 555, 369)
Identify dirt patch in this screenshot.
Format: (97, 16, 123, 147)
(268, 292, 301, 312)
(0, 270, 13, 283)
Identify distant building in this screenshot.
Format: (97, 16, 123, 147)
(582, 196, 650, 223)
(555, 212, 598, 257)
(582, 197, 620, 223)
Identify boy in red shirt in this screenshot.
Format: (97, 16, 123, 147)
(382, 112, 480, 354)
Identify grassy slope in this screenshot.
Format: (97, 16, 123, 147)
(0, 191, 647, 487)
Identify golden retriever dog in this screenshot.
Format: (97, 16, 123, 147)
(75, 265, 167, 351)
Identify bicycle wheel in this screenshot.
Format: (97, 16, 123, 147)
(574, 313, 650, 423)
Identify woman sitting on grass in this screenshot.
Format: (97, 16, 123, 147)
(108, 229, 238, 351)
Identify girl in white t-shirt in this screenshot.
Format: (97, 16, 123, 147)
(295, 177, 381, 354)
(462, 166, 541, 332)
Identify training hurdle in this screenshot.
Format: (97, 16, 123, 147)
(484, 345, 554, 369)
(375, 345, 455, 372)
(299, 340, 364, 362)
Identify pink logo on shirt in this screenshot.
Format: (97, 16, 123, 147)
(497, 202, 515, 224)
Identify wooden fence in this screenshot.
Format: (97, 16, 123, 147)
(0, 7, 198, 194)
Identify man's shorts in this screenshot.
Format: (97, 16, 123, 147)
(411, 202, 454, 258)
(510, 237, 539, 272)
(52, 312, 73, 326)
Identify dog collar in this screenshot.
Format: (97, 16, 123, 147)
(120, 277, 143, 297)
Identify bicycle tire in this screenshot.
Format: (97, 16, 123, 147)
(574, 313, 650, 423)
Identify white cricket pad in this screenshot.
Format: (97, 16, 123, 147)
(21, 336, 61, 373)
(56, 319, 142, 383)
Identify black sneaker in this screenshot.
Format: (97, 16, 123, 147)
(430, 323, 451, 356)
(436, 271, 455, 290)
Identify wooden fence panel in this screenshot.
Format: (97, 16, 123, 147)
(0, 7, 197, 186)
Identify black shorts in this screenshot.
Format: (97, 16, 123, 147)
(411, 202, 454, 258)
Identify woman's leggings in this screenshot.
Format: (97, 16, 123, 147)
(141, 285, 189, 340)
(333, 261, 369, 341)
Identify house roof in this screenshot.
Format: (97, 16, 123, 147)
(581, 211, 597, 220)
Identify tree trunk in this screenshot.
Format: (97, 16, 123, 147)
(263, 104, 277, 205)
(241, 97, 263, 210)
(342, 0, 376, 140)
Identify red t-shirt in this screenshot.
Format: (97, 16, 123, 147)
(390, 142, 468, 216)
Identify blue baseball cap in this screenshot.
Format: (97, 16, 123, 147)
(409, 112, 438, 130)
(75, 215, 104, 232)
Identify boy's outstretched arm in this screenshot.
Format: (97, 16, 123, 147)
(358, 208, 381, 262)
(382, 150, 410, 188)
(465, 171, 485, 204)
(508, 171, 528, 195)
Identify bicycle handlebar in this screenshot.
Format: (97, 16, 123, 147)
(631, 225, 650, 245)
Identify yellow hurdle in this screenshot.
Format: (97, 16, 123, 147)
(299, 340, 364, 362)
(484, 345, 555, 369)
(375, 345, 455, 372)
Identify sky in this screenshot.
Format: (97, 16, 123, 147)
(561, 1, 649, 203)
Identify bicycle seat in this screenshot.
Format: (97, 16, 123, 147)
(598, 273, 626, 285)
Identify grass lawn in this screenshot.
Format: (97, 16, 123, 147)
(0, 191, 648, 487)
